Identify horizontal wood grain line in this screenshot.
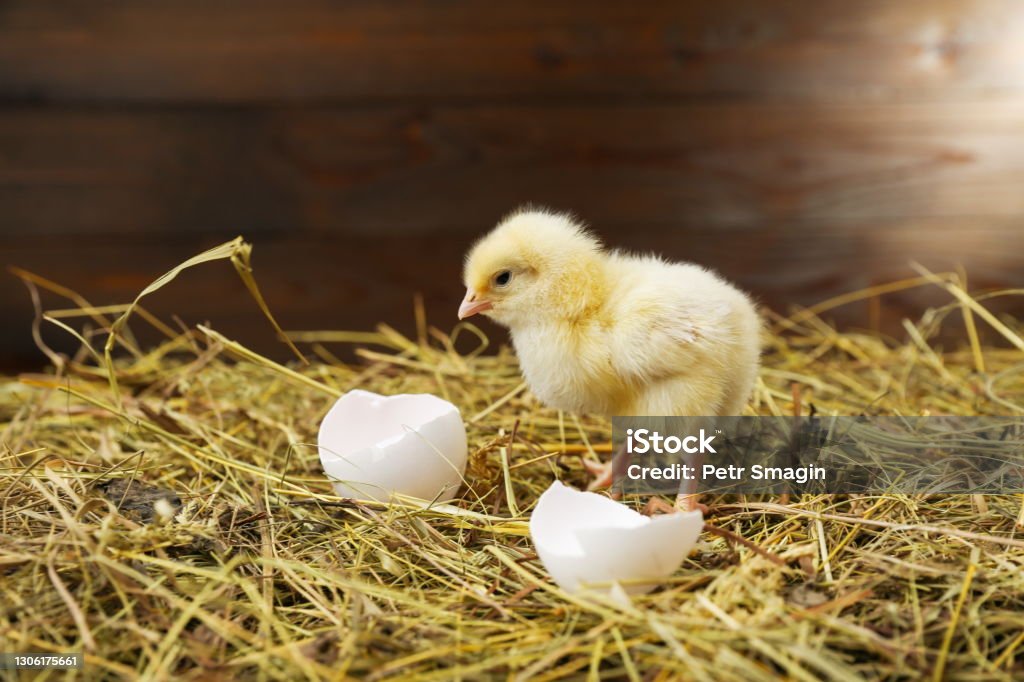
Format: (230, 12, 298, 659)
(3, 221, 1021, 311)
(2, 220, 1021, 369)
(2, 101, 1024, 235)
(2, 1, 1024, 102)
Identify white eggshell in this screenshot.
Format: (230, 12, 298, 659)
(318, 389, 468, 502)
(529, 481, 703, 597)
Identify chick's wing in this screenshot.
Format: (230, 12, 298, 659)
(604, 289, 730, 385)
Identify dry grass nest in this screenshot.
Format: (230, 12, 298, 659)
(2, 240, 1024, 680)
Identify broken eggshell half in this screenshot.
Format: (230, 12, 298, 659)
(318, 389, 468, 503)
(529, 481, 703, 597)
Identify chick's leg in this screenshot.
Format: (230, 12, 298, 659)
(676, 451, 706, 513)
(585, 443, 709, 514)
(582, 458, 613, 488)
(583, 442, 631, 497)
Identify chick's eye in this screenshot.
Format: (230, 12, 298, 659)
(493, 270, 512, 287)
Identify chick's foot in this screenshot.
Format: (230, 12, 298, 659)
(582, 441, 632, 494)
(675, 493, 709, 515)
(583, 458, 613, 487)
(582, 459, 622, 500)
(644, 496, 709, 516)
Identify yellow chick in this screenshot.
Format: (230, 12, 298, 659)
(459, 208, 762, 509)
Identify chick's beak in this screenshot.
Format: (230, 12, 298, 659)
(458, 289, 493, 319)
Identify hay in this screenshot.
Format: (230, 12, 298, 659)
(2, 245, 1024, 680)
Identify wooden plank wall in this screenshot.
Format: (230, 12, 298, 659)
(2, 1, 1023, 369)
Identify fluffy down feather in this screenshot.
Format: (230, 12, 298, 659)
(460, 208, 761, 420)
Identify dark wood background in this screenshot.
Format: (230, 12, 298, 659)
(3, 1, 1024, 369)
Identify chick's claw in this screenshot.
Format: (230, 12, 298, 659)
(675, 494, 709, 515)
(643, 495, 709, 516)
(583, 458, 613, 488)
(581, 459, 625, 501)
(643, 496, 677, 516)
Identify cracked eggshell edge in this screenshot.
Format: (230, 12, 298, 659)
(529, 480, 703, 596)
(318, 389, 468, 503)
